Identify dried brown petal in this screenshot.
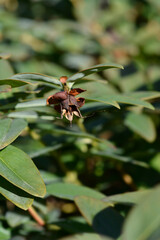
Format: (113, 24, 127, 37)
(69, 95, 78, 106)
(61, 99, 70, 110)
(47, 91, 68, 105)
(54, 104, 61, 113)
(76, 97, 85, 108)
(69, 88, 86, 96)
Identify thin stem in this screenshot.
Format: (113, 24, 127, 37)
(28, 206, 45, 226)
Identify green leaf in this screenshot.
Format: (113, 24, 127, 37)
(86, 95, 154, 110)
(0, 118, 27, 150)
(0, 145, 46, 197)
(59, 233, 113, 240)
(67, 63, 123, 82)
(8, 110, 39, 120)
(125, 91, 160, 101)
(0, 78, 35, 88)
(0, 176, 33, 210)
(103, 190, 150, 205)
(122, 186, 160, 240)
(75, 196, 123, 239)
(0, 223, 10, 240)
(125, 113, 156, 142)
(86, 98, 120, 109)
(92, 150, 149, 168)
(5, 212, 29, 227)
(150, 153, 160, 172)
(46, 182, 105, 200)
(15, 99, 46, 109)
(8, 110, 55, 121)
(7, 73, 61, 88)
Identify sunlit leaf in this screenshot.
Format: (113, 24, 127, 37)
(46, 182, 105, 200)
(0, 79, 36, 88)
(15, 99, 46, 109)
(0, 145, 46, 197)
(7, 73, 62, 88)
(103, 190, 150, 205)
(67, 63, 123, 82)
(150, 153, 160, 172)
(8, 110, 39, 119)
(0, 118, 27, 150)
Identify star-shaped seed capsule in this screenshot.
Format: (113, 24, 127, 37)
(47, 76, 86, 125)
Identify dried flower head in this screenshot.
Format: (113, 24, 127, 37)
(47, 76, 86, 125)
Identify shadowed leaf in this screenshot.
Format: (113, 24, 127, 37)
(75, 196, 123, 239)
(0, 176, 33, 210)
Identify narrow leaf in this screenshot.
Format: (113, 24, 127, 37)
(92, 150, 149, 168)
(38, 124, 114, 147)
(0, 145, 46, 197)
(8, 73, 61, 88)
(86, 98, 120, 109)
(15, 99, 46, 109)
(86, 95, 154, 110)
(125, 91, 160, 101)
(103, 190, 150, 205)
(68, 63, 123, 82)
(0, 79, 35, 88)
(46, 182, 105, 200)
(0, 118, 27, 150)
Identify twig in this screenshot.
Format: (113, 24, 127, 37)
(28, 206, 45, 226)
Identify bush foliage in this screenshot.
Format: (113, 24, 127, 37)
(0, 0, 160, 240)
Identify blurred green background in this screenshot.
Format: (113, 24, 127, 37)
(0, 0, 160, 239)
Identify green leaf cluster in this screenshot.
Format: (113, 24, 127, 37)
(0, 1, 160, 239)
